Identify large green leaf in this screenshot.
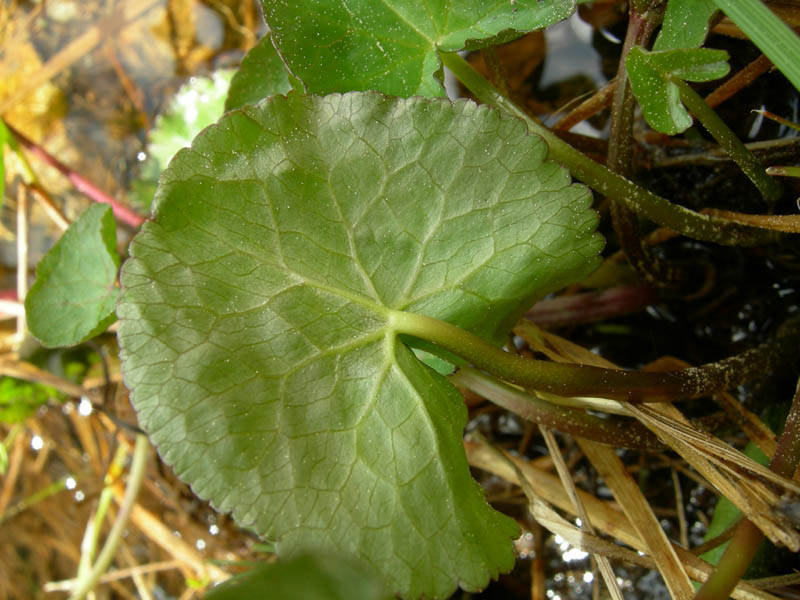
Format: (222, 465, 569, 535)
(205, 554, 389, 600)
(224, 35, 292, 112)
(26, 203, 119, 347)
(626, 47, 730, 135)
(263, 0, 576, 97)
(118, 92, 601, 598)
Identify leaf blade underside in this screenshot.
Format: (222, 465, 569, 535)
(117, 92, 601, 598)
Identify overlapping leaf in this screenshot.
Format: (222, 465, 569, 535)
(224, 35, 292, 112)
(263, 0, 576, 97)
(118, 92, 601, 598)
(26, 204, 119, 347)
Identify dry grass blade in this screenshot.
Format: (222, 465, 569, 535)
(627, 402, 800, 550)
(715, 391, 777, 460)
(519, 322, 800, 549)
(113, 486, 229, 584)
(539, 427, 624, 600)
(577, 439, 694, 600)
(44, 560, 182, 593)
(0, 356, 92, 399)
(528, 497, 654, 570)
(465, 439, 781, 600)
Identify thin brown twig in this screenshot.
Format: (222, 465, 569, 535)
(104, 41, 150, 131)
(553, 81, 616, 131)
(0, 432, 25, 519)
(672, 468, 689, 549)
(705, 54, 773, 109)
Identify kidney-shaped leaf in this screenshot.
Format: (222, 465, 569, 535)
(118, 92, 601, 598)
(26, 203, 119, 347)
(627, 47, 729, 135)
(263, 0, 576, 97)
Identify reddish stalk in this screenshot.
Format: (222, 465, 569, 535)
(7, 124, 145, 228)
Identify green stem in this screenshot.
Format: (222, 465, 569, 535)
(451, 367, 661, 449)
(675, 78, 781, 202)
(77, 444, 128, 580)
(69, 434, 149, 600)
(391, 309, 798, 402)
(693, 377, 800, 600)
(439, 51, 778, 247)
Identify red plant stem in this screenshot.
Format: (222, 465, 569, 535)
(693, 377, 800, 600)
(7, 124, 145, 228)
(524, 285, 656, 327)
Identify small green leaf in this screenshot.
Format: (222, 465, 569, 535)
(118, 92, 601, 598)
(26, 204, 119, 347)
(263, 0, 577, 97)
(653, 0, 717, 51)
(626, 47, 729, 135)
(205, 554, 389, 600)
(224, 35, 292, 112)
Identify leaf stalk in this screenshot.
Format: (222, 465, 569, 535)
(391, 309, 799, 402)
(675, 78, 781, 201)
(438, 51, 779, 246)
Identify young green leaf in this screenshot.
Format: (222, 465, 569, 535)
(117, 92, 601, 598)
(224, 35, 292, 112)
(263, 0, 577, 97)
(653, 0, 717, 51)
(26, 203, 119, 348)
(205, 554, 389, 600)
(626, 47, 730, 135)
